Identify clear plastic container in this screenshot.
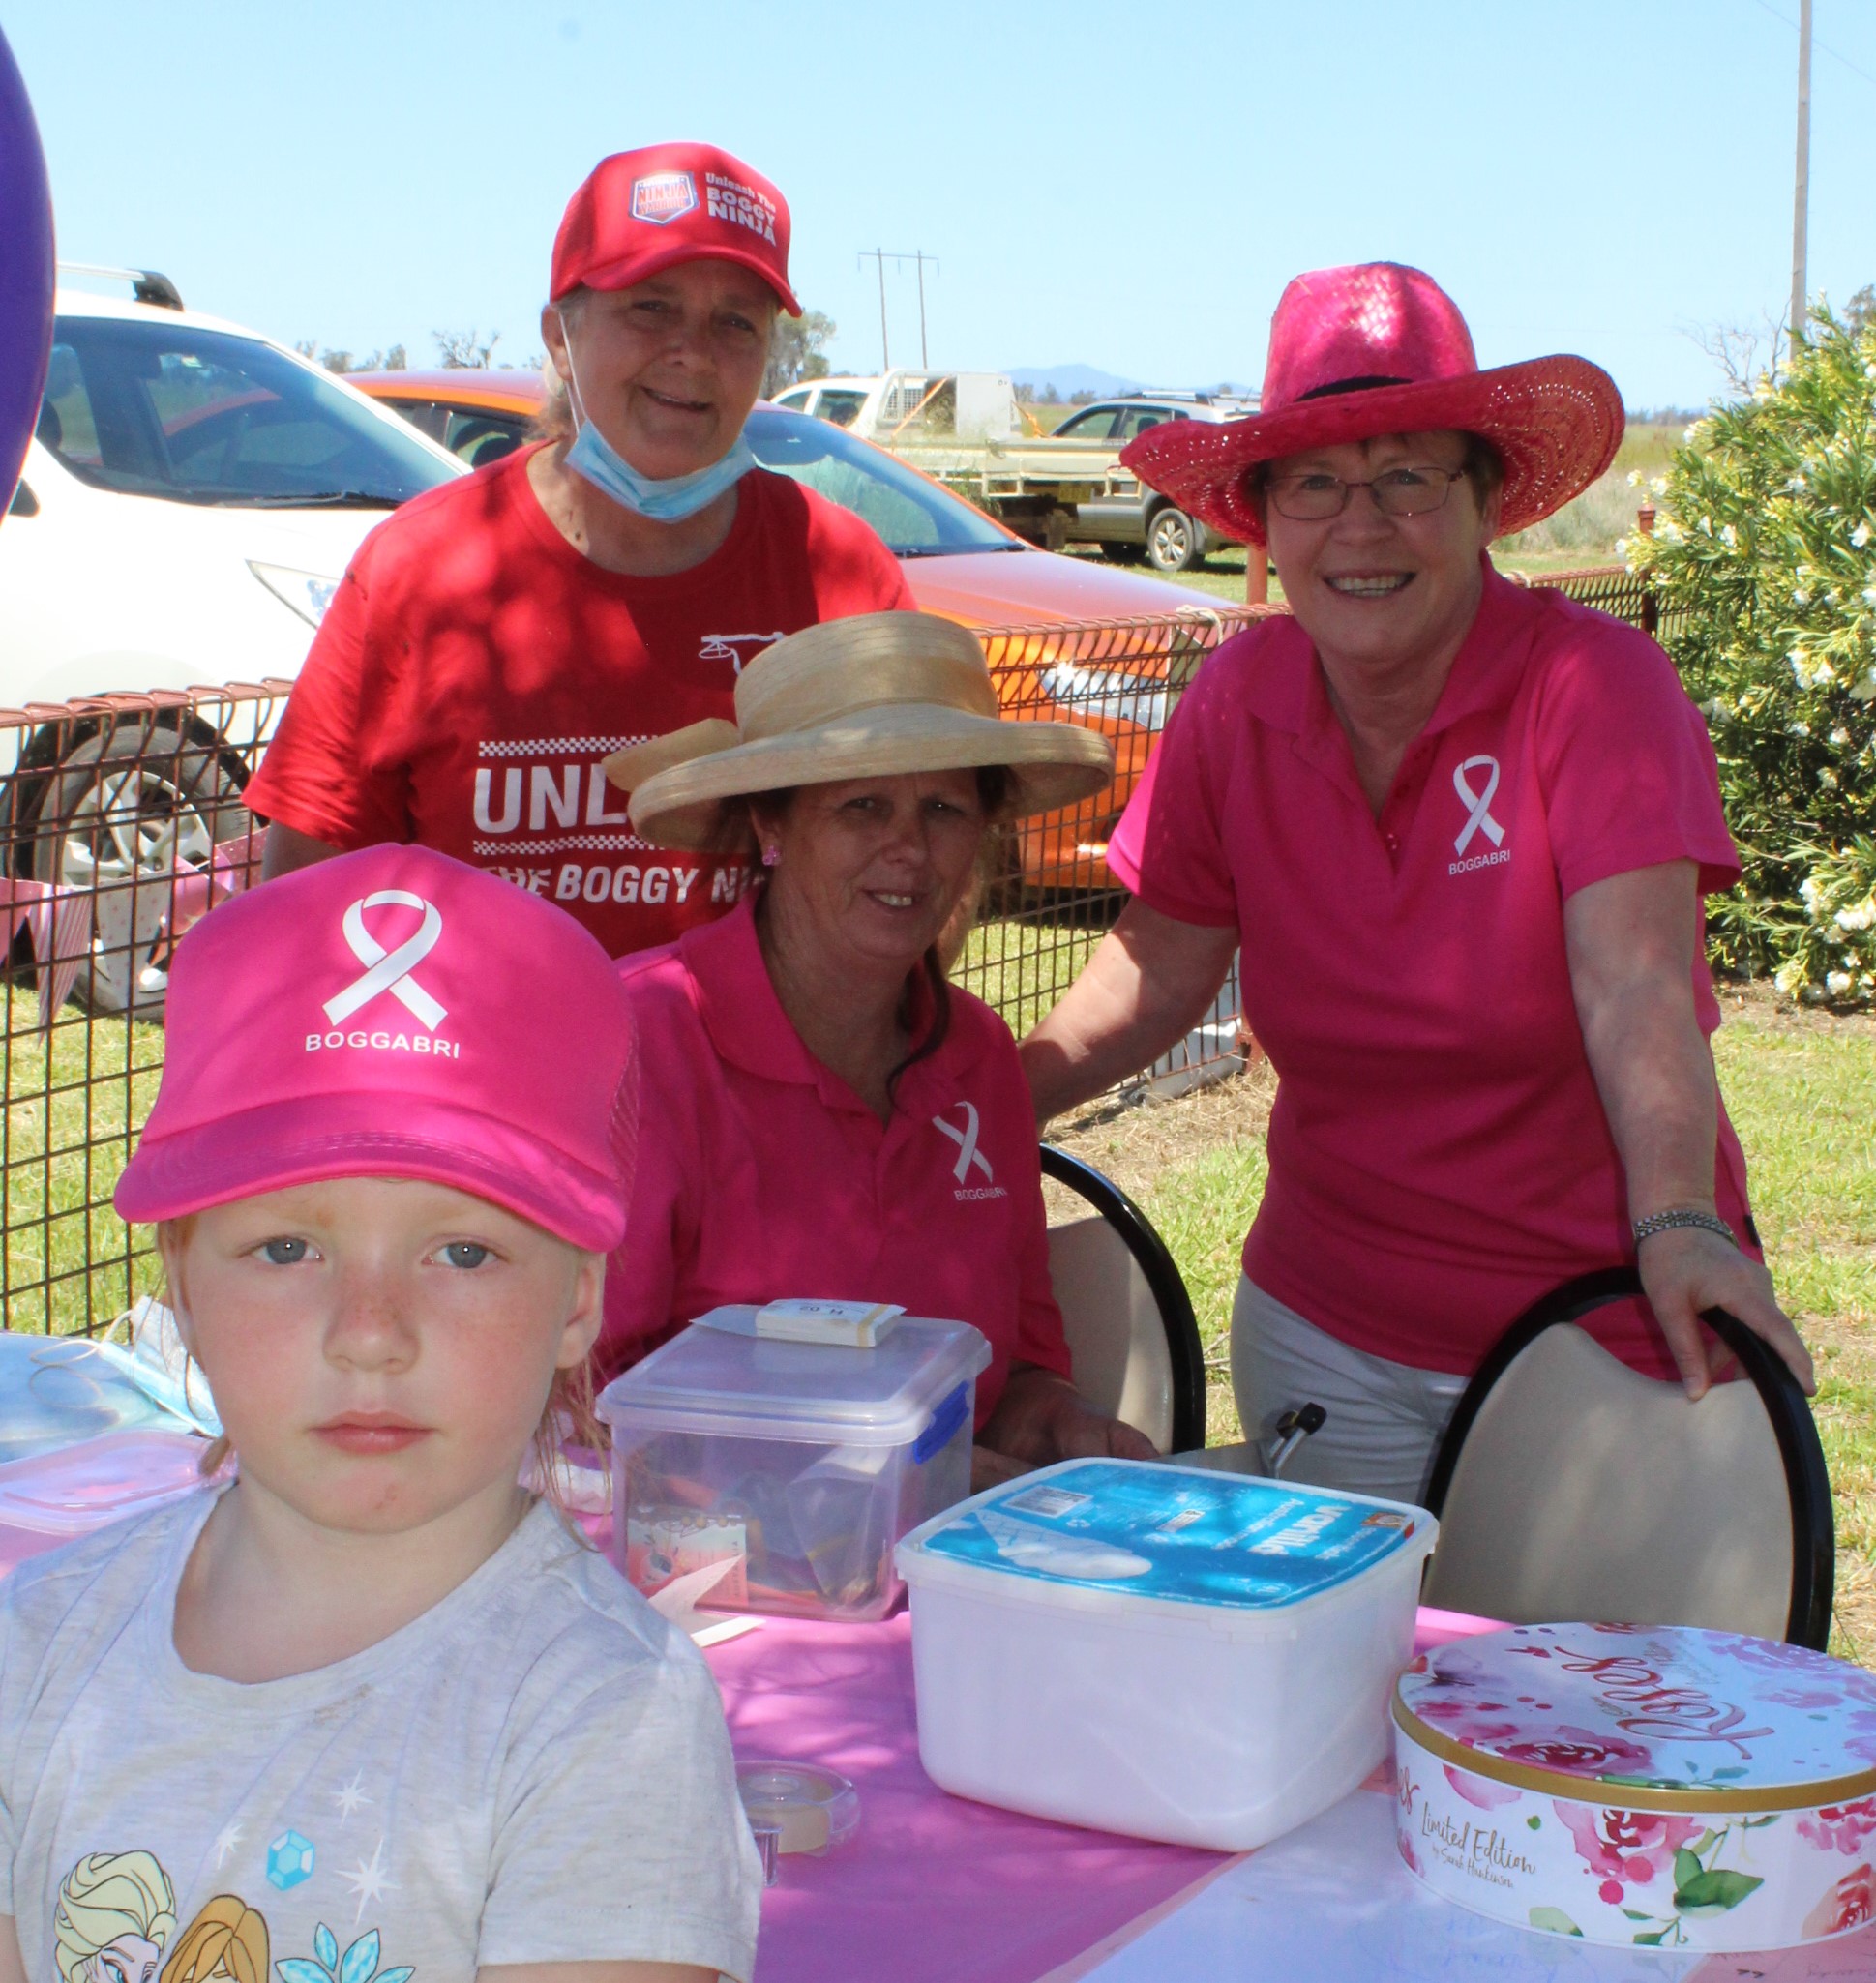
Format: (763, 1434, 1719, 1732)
(0, 1431, 210, 1536)
(896, 1458, 1438, 1850)
(595, 1309, 990, 1622)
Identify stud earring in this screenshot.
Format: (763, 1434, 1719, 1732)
(761, 844, 780, 869)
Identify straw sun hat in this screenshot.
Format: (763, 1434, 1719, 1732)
(605, 612, 1117, 853)
(1123, 261, 1623, 548)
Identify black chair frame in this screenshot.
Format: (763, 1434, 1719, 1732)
(1039, 1142, 1207, 1455)
(1423, 1266, 1834, 1650)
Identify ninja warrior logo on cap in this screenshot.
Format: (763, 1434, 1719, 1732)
(630, 172, 699, 225)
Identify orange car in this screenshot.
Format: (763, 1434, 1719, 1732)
(349, 370, 1256, 890)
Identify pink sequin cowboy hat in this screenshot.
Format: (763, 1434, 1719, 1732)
(1121, 262, 1623, 547)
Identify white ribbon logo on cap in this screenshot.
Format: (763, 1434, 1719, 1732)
(933, 1101, 993, 1185)
(323, 891, 447, 1032)
(1451, 755, 1506, 857)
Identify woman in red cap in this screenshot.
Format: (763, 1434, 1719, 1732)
(250, 143, 911, 957)
(1022, 263, 1813, 1505)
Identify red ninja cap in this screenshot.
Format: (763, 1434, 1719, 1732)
(551, 142, 800, 315)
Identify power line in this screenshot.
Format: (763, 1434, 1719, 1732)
(1744, 0, 1876, 92)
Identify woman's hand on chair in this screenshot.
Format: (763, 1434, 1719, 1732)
(972, 1365, 1160, 1493)
(1639, 1225, 1816, 1400)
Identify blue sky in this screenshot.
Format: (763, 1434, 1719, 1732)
(12, 0, 1876, 409)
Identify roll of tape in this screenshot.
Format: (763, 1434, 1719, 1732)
(735, 1760, 859, 1855)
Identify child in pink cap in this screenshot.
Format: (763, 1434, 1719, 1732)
(0, 847, 759, 1983)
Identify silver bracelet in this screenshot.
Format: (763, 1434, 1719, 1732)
(1632, 1208, 1738, 1250)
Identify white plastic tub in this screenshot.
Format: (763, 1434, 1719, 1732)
(895, 1458, 1437, 1850)
(597, 1307, 990, 1623)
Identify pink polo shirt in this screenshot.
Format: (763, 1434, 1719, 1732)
(1107, 561, 1751, 1381)
(596, 894, 1073, 1419)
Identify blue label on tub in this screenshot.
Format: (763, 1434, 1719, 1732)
(913, 1461, 1420, 1609)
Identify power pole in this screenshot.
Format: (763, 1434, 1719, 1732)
(857, 250, 890, 370)
(856, 250, 938, 370)
(908, 251, 938, 368)
(1792, 0, 1812, 345)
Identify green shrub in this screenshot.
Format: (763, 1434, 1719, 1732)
(1775, 835, 1876, 1006)
(1627, 308, 1876, 1000)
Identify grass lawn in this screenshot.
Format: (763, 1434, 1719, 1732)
(1, 989, 164, 1337)
(1051, 983, 1876, 1669)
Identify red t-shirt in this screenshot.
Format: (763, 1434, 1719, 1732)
(1107, 562, 1749, 1381)
(595, 894, 1074, 1421)
(245, 445, 913, 955)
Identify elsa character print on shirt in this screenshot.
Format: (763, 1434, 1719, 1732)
(52, 1852, 177, 1983)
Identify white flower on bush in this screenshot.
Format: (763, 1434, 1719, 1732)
(1793, 587, 1811, 605)
(1862, 584, 1876, 606)
(1650, 476, 1668, 496)
(1831, 726, 1853, 745)
(1851, 670, 1876, 702)
(1836, 900, 1876, 932)
(1775, 956, 1807, 993)
(1720, 523, 1739, 547)
(1626, 468, 1642, 487)
(1698, 516, 1713, 536)
(1853, 520, 1873, 548)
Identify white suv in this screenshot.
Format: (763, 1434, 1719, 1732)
(0, 272, 462, 1009)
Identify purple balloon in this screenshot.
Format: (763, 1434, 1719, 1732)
(0, 25, 53, 522)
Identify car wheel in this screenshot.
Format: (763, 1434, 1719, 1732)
(1097, 541, 1145, 564)
(1146, 507, 1202, 573)
(22, 720, 251, 1016)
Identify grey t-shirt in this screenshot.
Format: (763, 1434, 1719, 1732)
(0, 1490, 759, 1983)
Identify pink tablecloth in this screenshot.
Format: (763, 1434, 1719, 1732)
(705, 1606, 1504, 1983)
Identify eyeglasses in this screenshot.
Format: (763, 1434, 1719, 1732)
(1264, 464, 1466, 521)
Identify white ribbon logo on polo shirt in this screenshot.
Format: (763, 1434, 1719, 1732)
(933, 1101, 993, 1185)
(322, 891, 447, 1032)
(1451, 755, 1506, 856)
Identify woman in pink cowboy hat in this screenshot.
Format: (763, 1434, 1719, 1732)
(1022, 262, 1813, 1504)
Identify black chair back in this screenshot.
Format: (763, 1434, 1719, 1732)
(1038, 1143, 1207, 1456)
(1425, 1267, 1833, 1649)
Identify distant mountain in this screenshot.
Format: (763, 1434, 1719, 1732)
(1004, 363, 1142, 398)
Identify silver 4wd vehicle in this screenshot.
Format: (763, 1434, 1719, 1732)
(1050, 391, 1256, 572)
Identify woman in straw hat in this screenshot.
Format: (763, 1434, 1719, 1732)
(595, 611, 1157, 1486)
(1023, 262, 1812, 1505)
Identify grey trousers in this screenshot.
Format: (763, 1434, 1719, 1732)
(1229, 1276, 1469, 1508)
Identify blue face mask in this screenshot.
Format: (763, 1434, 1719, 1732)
(557, 318, 757, 523)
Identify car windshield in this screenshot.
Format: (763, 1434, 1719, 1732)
(744, 405, 1015, 555)
(39, 315, 459, 506)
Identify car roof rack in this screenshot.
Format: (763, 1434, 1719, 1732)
(56, 263, 185, 311)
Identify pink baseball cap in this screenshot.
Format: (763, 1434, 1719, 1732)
(115, 846, 636, 1252)
(551, 142, 801, 314)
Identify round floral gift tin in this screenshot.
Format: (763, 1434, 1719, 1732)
(1392, 1623, 1876, 1951)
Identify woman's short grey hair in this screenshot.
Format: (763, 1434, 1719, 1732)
(533, 287, 587, 444)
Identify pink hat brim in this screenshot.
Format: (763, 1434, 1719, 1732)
(114, 1091, 625, 1253)
(1120, 354, 1623, 547)
(555, 241, 802, 316)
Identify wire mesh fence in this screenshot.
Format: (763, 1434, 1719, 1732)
(1, 684, 283, 1338)
(0, 570, 1654, 1337)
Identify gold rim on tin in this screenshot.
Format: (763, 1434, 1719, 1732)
(1392, 1693, 1876, 1815)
